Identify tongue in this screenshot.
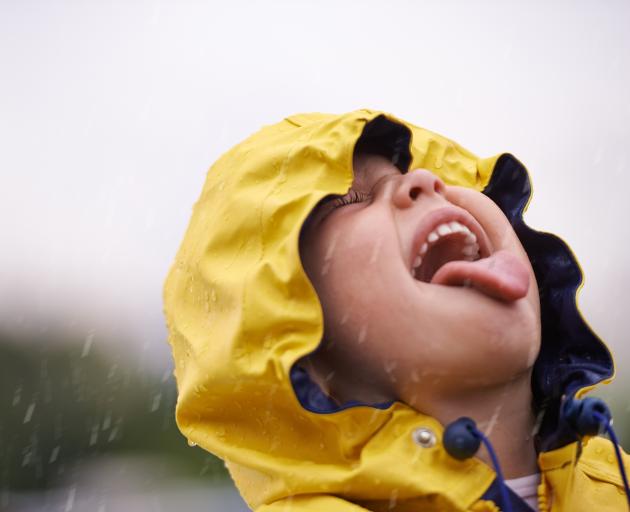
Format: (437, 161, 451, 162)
(430, 250, 530, 301)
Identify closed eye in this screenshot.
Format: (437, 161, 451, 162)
(329, 189, 371, 209)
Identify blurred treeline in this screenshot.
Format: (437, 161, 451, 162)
(2, 330, 628, 493)
(0, 330, 228, 491)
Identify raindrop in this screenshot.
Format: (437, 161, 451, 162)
(369, 238, 383, 264)
(388, 489, 398, 509)
(23, 402, 35, 424)
(324, 238, 338, 260)
(90, 424, 99, 446)
(12, 386, 21, 406)
(107, 364, 118, 379)
(108, 422, 119, 443)
(384, 360, 397, 375)
(483, 404, 503, 437)
(21, 448, 32, 467)
(151, 393, 162, 412)
(187, 440, 197, 447)
(357, 326, 367, 344)
(81, 330, 95, 358)
(64, 487, 76, 512)
(49, 445, 60, 464)
(102, 412, 112, 430)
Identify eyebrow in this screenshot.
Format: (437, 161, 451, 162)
(353, 165, 400, 197)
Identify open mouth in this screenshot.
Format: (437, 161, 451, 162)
(409, 208, 489, 283)
(408, 207, 530, 302)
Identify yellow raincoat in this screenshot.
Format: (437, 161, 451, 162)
(163, 110, 629, 511)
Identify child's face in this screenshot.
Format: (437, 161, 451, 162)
(299, 154, 541, 405)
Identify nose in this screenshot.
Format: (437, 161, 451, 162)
(391, 168, 446, 209)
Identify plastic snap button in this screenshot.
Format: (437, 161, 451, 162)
(412, 427, 436, 448)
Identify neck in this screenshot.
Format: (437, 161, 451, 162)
(407, 371, 538, 479)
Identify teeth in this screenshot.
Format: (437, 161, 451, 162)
(427, 222, 477, 246)
(412, 220, 482, 274)
(449, 221, 465, 233)
(437, 224, 452, 236)
(462, 243, 479, 256)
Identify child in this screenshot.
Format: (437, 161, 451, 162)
(163, 110, 629, 511)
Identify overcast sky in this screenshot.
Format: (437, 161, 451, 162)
(1, 1, 629, 395)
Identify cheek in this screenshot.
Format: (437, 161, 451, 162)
(319, 215, 399, 278)
(315, 232, 402, 347)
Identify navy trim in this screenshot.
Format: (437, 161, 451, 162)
(290, 366, 394, 414)
(481, 478, 536, 512)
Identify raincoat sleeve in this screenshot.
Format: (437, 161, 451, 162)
(257, 495, 372, 512)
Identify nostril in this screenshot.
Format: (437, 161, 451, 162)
(434, 180, 445, 194)
(409, 186, 421, 200)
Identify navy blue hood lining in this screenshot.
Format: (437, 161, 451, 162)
(291, 365, 394, 413)
(291, 117, 614, 454)
(483, 153, 614, 452)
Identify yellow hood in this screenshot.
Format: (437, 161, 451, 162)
(163, 110, 615, 511)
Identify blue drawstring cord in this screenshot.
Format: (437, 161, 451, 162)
(473, 426, 513, 512)
(593, 410, 630, 509)
(443, 417, 513, 512)
(444, 401, 630, 511)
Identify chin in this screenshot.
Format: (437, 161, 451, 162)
(430, 293, 540, 385)
(467, 316, 541, 384)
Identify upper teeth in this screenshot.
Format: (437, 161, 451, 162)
(412, 220, 479, 270)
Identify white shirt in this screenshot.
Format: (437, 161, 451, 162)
(505, 473, 541, 511)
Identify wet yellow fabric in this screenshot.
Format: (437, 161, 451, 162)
(163, 110, 627, 511)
